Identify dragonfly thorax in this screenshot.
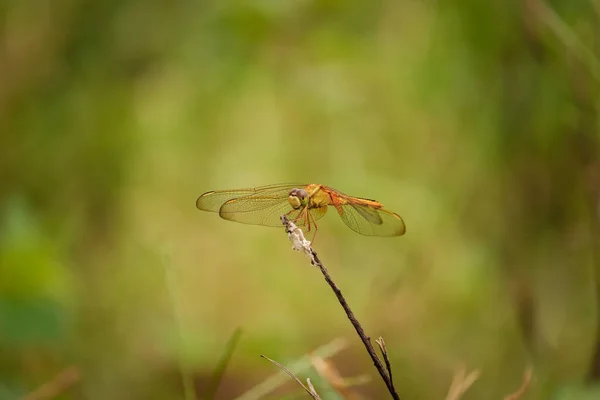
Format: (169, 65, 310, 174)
(288, 188, 309, 209)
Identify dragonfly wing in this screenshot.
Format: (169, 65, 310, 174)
(196, 183, 304, 212)
(351, 203, 383, 225)
(196, 189, 256, 212)
(335, 203, 406, 236)
(310, 206, 328, 221)
(219, 200, 329, 229)
(218, 186, 305, 227)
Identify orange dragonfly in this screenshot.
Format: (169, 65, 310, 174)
(196, 183, 406, 237)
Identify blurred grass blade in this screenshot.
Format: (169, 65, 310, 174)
(444, 364, 481, 400)
(204, 327, 243, 400)
(504, 367, 533, 400)
(235, 338, 347, 400)
(22, 366, 80, 400)
(162, 247, 196, 400)
(311, 355, 367, 400)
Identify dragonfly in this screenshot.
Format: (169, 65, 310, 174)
(196, 183, 406, 237)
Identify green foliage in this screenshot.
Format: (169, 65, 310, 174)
(1, 0, 599, 398)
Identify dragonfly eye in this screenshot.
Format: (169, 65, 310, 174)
(288, 188, 309, 209)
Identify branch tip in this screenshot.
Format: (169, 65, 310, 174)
(261, 354, 322, 400)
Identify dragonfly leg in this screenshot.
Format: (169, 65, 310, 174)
(290, 208, 307, 231)
(286, 209, 301, 226)
(288, 207, 317, 243)
(308, 209, 318, 244)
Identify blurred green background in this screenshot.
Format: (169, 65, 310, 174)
(1, 0, 600, 399)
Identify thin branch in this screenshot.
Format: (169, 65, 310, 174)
(375, 337, 398, 396)
(281, 215, 401, 400)
(22, 366, 80, 400)
(306, 379, 320, 398)
(205, 327, 243, 400)
(261, 355, 322, 400)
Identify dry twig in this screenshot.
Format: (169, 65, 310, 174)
(235, 338, 347, 400)
(375, 337, 399, 395)
(281, 215, 401, 400)
(261, 355, 322, 400)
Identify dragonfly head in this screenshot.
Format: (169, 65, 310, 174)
(288, 188, 309, 209)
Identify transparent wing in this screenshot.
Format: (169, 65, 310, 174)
(216, 186, 328, 228)
(219, 194, 298, 227)
(196, 183, 304, 212)
(335, 203, 406, 236)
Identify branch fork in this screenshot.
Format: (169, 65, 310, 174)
(279, 215, 401, 399)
